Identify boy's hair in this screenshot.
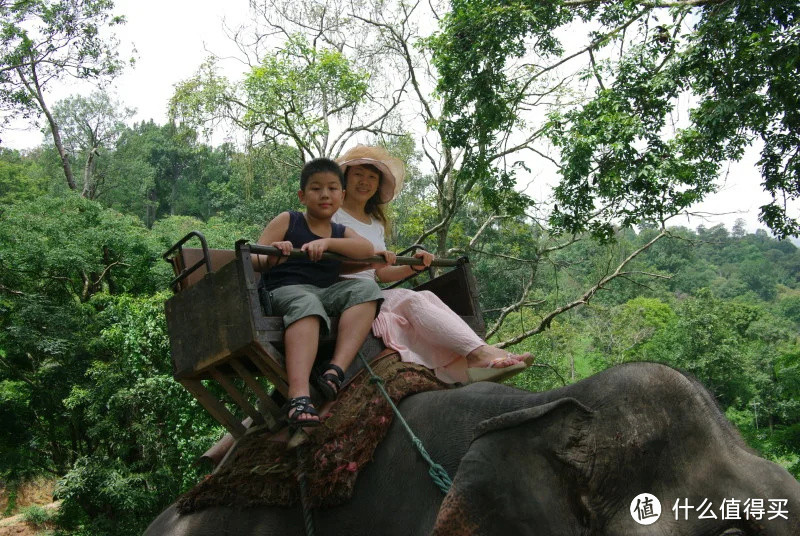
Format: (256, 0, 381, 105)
(300, 158, 345, 190)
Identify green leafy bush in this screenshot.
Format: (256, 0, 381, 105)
(22, 504, 51, 527)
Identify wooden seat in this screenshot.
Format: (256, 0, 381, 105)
(162, 232, 485, 438)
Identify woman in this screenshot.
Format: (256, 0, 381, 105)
(332, 145, 531, 384)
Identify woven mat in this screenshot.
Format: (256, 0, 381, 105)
(175, 351, 449, 513)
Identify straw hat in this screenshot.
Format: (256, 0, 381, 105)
(336, 145, 405, 203)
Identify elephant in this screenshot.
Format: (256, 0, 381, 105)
(145, 362, 800, 535)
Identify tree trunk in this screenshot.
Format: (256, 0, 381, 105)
(16, 63, 76, 190)
(436, 225, 448, 258)
(571, 354, 575, 382)
(146, 188, 157, 228)
(82, 147, 99, 199)
(45, 104, 76, 191)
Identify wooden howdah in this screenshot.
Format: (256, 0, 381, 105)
(162, 231, 485, 438)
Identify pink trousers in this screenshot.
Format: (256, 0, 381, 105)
(371, 288, 485, 384)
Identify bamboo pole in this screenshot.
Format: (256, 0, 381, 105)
(247, 244, 461, 268)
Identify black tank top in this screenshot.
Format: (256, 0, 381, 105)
(261, 211, 347, 290)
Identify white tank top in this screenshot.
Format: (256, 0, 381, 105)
(332, 208, 387, 280)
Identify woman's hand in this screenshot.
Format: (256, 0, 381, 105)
(412, 250, 434, 272)
(372, 250, 397, 269)
(302, 238, 330, 261)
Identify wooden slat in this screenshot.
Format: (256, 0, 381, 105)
(209, 367, 263, 425)
(230, 358, 280, 430)
(249, 341, 290, 396)
(180, 379, 246, 438)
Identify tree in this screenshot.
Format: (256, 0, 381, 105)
(350, 0, 541, 253)
(170, 0, 407, 165)
(104, 121, 235, 226)
(431, 0, 800, 239)
(51, 91, 135, 199)
(0, 0, 129, 191)
(0, 147, 49, 203)
(0, 196, 160, 482)
(55, 293, 218, 536)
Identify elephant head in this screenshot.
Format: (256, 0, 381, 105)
(433, 367, 800, 536)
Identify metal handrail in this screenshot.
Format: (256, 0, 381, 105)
(163, 231, 212, 292)
(247, 244, 462, 268)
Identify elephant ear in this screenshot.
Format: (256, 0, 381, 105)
(473, 397, 595, 474)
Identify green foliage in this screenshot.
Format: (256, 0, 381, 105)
(242, 35, 369, 159)
(21, 504, 51, 527)
(431, 0, 800, 238)
(0, 0, 130, 190)
(0, 148, 49, 203)
(547, 39, 717, 239)
(430, 0, 570, 147)
(54, 294, 220, 536)
(171, 35, 373, 163)
(0, 0, 128, 116)
(150, 215, 262, 251)
(51, 91, 135, 199)
(168, 58, 234, 139)
(0, 196, 165, 484)
(101, 121, 238, 226)
(678, 1, 800, 238)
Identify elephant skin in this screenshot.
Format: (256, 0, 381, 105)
(145, 362, 800, 535)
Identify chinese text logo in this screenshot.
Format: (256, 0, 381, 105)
(630, 493, 662, 525)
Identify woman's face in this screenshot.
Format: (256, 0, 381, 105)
(345, 165, 381, 205)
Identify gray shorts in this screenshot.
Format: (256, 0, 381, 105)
(266, 279, 383, 334)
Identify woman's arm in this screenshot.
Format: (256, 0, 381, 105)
(374, 250, 434, 282)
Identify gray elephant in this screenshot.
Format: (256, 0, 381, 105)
(145, 362, 800, 535)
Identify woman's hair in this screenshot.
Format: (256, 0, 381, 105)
(346, 164, 391, 234)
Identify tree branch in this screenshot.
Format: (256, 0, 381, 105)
(497, 229, 668, 348)
(564, 0, 726, 6)
(0, 283, 25, 296)
(486, 269, 538, 339)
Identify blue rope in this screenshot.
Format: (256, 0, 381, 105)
(358, 352, 453, 494)
(295, 446, 315, 536)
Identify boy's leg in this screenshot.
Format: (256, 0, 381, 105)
(329, 300, 377, 372)
(269, 284, 331, 423)
(284, 315, 320, 399)
(318, 279, 383, 394)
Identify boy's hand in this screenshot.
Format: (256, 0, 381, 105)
(271, 241, 293, 256)
(372, 250, 396, 269)
(302, 238, 329, 261)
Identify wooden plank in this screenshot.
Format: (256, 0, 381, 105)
(229, 358, 280, 430)
(180, 379, 245, 439)
(255, 316, 339, 344)
(178, 248, 237, 290)
(166, 259, 254, 379)
(248, 346, 289, 398)
(209, 367, 263, 425)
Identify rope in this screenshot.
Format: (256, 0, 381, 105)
(357, 352, 453, 494)
(295, 446, 315, 536)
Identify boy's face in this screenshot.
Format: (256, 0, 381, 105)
(298, 171, 344, 219)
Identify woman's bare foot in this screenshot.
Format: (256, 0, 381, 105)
(466, 345, 532, 369)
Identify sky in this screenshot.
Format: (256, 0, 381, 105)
(1, 0, 796, 239)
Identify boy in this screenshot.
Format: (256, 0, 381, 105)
(255, 158, 382, 427)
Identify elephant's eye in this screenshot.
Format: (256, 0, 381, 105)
(717, 528, 747, 536)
